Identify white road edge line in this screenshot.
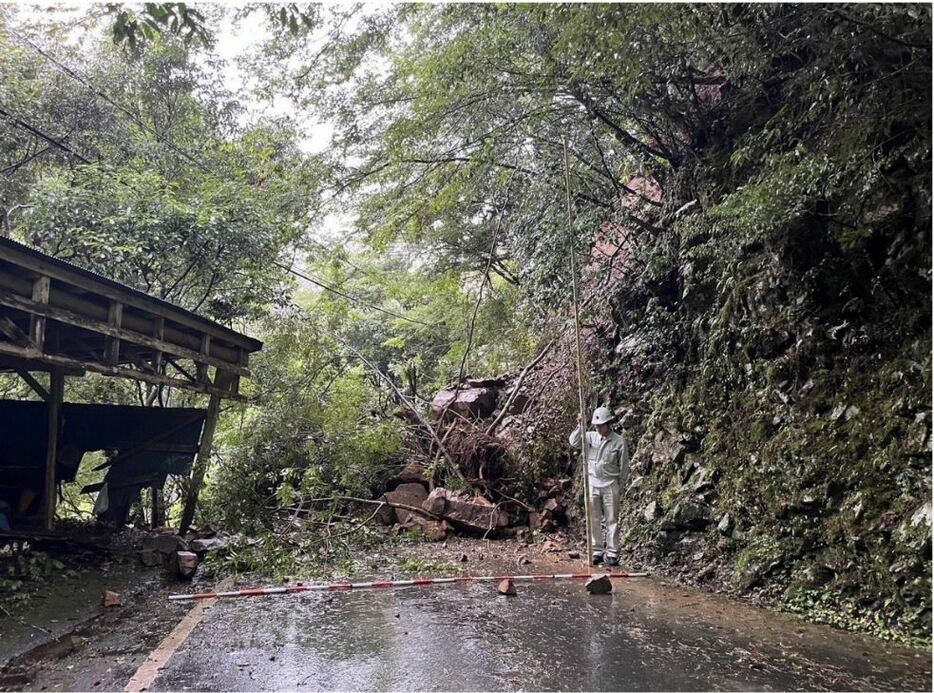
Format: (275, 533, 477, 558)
(124, 577, 234, 693)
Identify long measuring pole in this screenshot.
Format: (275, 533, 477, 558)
(564, 137, 594, 570)
(168, 571, 649, 601)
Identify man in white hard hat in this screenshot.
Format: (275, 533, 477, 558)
(569, 406, 629, 566)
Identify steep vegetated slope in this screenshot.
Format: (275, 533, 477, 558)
(501, 7, 932, 644)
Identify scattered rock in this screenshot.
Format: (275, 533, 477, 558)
(911, 501, 932, 527)
(689, 466, 718, 493)
(567, 550, 580, 559)
(830, 403, 847, 422)
(663, 498, 714, 530)
(421, 521, 447, 542)
(386, 483, 429, 525)
(423, 488, 446, 515)
(173, 551, 199, 579)
(497, 579, 517, 596)
(717, 513, 732, 535)
(144, 534, 188, 555)
(373, 496, 397, 526)
(388, 461, 428, 489)
(649, 431, 687, 469)
(459, 553, 469, 563)
(431, 386, 497, 420)
(585, 575, 612, 594)
(643, 500, 659, 522)
(422, 489, 503, 533)
(138, 547, 162, 567)
(190, 536, 229, 554)
(103, 590, 121, 607)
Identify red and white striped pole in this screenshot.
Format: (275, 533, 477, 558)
(168, 571, 649, 601)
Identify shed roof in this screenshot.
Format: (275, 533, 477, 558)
(0, 236, 262, 398)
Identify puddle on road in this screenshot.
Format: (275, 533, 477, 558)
(151, 580, 931, 692)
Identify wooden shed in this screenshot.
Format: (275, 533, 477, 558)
(0, 236, 262, 532)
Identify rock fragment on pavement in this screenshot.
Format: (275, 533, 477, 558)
(497, 578, 517, 596)
(103, 590, 122, 607)
(585, 575, 612, 594)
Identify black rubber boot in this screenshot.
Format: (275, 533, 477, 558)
(606, 556, 619, 567)
(592, 554, 604, 566)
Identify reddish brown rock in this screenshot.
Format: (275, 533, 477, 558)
(423, 487, 447, 515)
(431, 387, 497, 420)
(385, 483, 429, 525)
(422, 521, 447, 542)
(497, 579, 517, 596)
(374, 495, 397, 526)
(103, 590, 121, 607)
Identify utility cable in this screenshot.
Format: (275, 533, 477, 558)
(8, 28, 213, 174)
(273, 260, 431, 327)
(0, 105, 92, 164)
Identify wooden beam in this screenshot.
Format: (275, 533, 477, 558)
(0, 270, 246, 363)
(0, 291, 249, 377)
(17, 369, 49, 400)
(29, 276, 50, 350)
(103, 301, 123, 365)
(0, 315, 32, 346)
(43, 368, 64, 530)
(0, 243, 262, 351)
(0, 341, 245, 400)
(179, 370, 233, 533)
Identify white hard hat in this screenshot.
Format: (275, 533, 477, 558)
(591, 406, 615, 425)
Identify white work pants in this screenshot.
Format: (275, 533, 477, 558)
(589, 481, 620, 558)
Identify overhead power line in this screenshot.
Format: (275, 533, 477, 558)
(8, 28, 214, 174)
(273, 260, 431, 327)
(0, 105, 92, 164)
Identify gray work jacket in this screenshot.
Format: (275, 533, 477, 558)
(569, 426, 629, 489)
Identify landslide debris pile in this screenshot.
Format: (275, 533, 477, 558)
(378, 376, 577, 540)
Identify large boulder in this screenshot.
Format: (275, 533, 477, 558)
(384, 483, 429, 525)
(144, 534, 188, 556)
(421, 488, 504, 534)
(373, 495, 397, 526)
(431, 387, 497, 420)
(387, 461, 428, 490)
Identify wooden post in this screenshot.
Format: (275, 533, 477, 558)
(43, 368, 64, 530)
(196, 334, 211, 384)
(30, 275, 50, 350)
(103, 301, 123, 365)
(179, 370, 232, 534)
(152, 317, 165, 373)
(151, 483, 163, 528)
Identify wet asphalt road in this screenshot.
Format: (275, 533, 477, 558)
(150, 578, 931, 692)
